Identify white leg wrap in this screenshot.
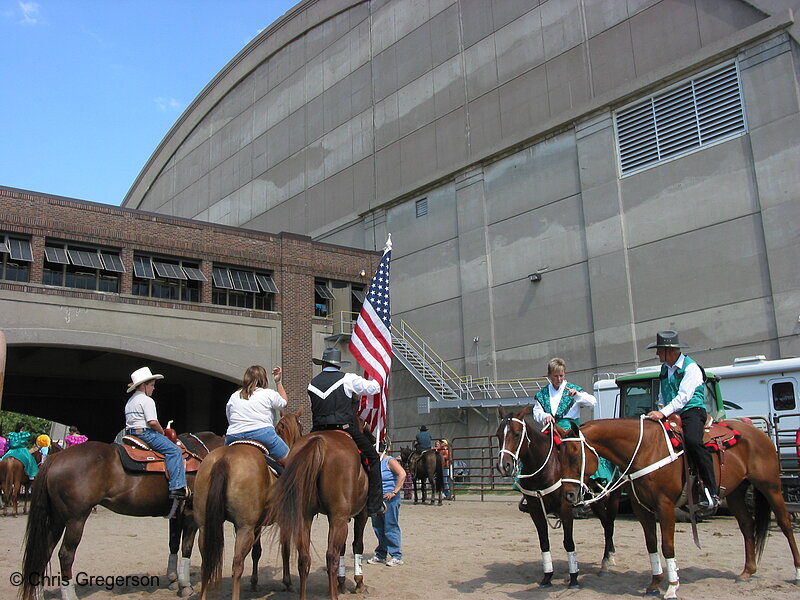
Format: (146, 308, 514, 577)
(541, 551, 553, 574)
(567, 551, 578, 574)
(649, 552, 663, 576)
(167, 552, 178, 580)
(354, 553, 363, 576)
(338, 555, 346, 577)
(60, 579, 79, 600)
(178, 557, 191, 588)
(795, 567, 800, 582)
(665, 557, 678, 583)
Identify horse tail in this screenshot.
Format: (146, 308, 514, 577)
(752, 485, 771, 563)
(268, 436, 325, 554)
(435, 452, 444, 492)
(200, 457, 229, 591)
(21, 459, 60, 600)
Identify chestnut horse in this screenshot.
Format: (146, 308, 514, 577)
(0, 444, 61, 517)
(496, 406, 621, 588)
(266, 430, 370, 600)
(194, 411, 304, 600)
(559, 417, 800, 599)
(20, 431, 222, 600)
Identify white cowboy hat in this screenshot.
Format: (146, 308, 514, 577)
(127, 366, 164, 393)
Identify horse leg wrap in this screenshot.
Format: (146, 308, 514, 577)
(178, 557, 191, 589)
(567, 551, 578, 574)
(338, 555, 346, 577)
(60, 579, 79, 600)
(664, 558, 679, 599)
(354, 553, 363, 577)
(649, 552, 663, 576)
(795, 567, 800, 583)
(167, 552, 178, 581)
(541, 551, 553, 574)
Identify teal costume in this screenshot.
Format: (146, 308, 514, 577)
(532, 383, 615, 484)
(1, 431, 39, 479)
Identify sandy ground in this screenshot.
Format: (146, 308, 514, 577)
(1, 495, 799, 600)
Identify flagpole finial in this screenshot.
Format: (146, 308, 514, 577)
(384, 234, 392, 252)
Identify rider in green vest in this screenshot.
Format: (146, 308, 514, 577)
(516, 358, 614, 511)
(645, 330, 719, 508)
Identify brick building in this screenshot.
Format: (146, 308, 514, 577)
(0, 185, 378, 439)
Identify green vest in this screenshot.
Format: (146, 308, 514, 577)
(660, 355, 705, 413)
(534, 382, 582, 429)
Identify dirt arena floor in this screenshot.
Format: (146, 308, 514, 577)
(1, 495, 799, 599)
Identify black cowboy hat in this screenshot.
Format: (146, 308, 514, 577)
(647, 330, 689, 349)
(419, 425, 428, 431)
(312, 347, 351, 367)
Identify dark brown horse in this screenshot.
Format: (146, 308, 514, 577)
(399, 446, 444, 505)
(194, 411, 303, 600)
(20, 431, 222, 600)
(266, 430, 370, 600)
(559, 417, 800, 598)
(496, 406, 621, 588)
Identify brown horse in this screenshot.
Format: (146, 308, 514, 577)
(194, 411, 304, 600)
(559, 417, 800, 599)
(20, 431, 222, 600)
(0, 454, 27, 516)
(266, 429, 370, 600)
(496, 406, 621, 588)
(399, 447, 444, 505)
(0, 444, 59, 517)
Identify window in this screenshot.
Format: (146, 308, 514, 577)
(772, 381, 796, 411)
(43, 242, 123, 292)
(615, 62, 746, 175)
(314, 280, 336, 317)
(132, 254, 202, 302)
(352, 285, 365, 316)
(212, 265, 277, 311)
(1, 234, 32, 282)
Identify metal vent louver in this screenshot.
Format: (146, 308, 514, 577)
(616, 63, 745, 174)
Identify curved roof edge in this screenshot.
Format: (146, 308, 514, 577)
(123, 0, 361, 209)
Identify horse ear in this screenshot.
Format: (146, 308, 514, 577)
(519, 405, 530, 418)
(498, 406, 507, 419)
(569, 421, 580, 436)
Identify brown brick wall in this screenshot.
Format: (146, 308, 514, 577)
(0, 185, 379, 431)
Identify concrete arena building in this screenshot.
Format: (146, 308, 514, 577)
(124, 0, 800, 440)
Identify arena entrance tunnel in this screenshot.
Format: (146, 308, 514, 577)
(1, 345, 236, 442)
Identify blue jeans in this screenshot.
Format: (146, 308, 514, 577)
(224, 426, 289, 459)
(370, 492, 402, 559)
(138, 429, 186, 491)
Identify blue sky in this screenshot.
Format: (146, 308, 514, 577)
(1, 0, 298, 206)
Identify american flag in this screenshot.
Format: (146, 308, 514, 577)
(350, 236, 392, 444)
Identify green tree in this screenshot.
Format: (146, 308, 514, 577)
(0, 410, 52, 442)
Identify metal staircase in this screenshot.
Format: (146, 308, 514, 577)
(328, 313, 547, 408)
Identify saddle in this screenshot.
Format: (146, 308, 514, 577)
(665, 415, 742, 452)
(115, 435, 204, 476)
(228, 439, 283, 476)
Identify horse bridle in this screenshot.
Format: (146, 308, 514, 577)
(498, 417, 561, 496)
(559, 416, 684, 507)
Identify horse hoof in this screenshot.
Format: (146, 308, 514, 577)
(539, 582, 553, 588)
(179, 585, 194, 597)
(168, 580, 179, 591)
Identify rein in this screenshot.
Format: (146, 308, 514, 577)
(560, 416, 684, 508)
(499, 417, 563, 529)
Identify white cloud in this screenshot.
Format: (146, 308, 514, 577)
(18, 1, 40, 24)
(154, 97, 183, 112)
